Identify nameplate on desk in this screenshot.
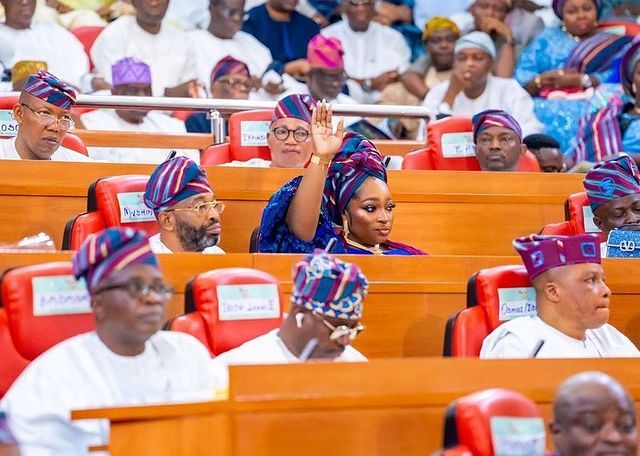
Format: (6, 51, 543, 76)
(240, 121, 269, 147)
(118, 192, 155, 223)
(498, 287, 536, 321)
(217, 283, 280, 321)
(490, 416, 546, 456)
(32, 275, 91, 316)
(0, 110, 18, 137)
(441, 132, 475, 158)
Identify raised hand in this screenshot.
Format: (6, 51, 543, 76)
(311, 100, 345, 159)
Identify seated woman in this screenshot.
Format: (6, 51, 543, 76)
(258, 102, 425, 255)
(514, 0, 632, 154)
(619, 39, 640, 158)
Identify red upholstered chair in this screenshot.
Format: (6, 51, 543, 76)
(1, 262, 95, 361)
(540, 192, 605, 241)
(62, 175, 156, 250)
(69, 26, 104, 70)
(201, 109, 272, 165)
(443, 265, 533, 357)
(439, 388, 546, 456)
(598, 21, 640, 36)
(402, 116, 540, 171)
(166, 268, 284, 356)
(0, 308, 28, 397)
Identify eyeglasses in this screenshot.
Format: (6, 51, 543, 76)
(313, 311, 365, 341)
(21, 104, 75, 130)
(270, 126, 310, 143)
(216, 77, 253, 91)
(217, 5, 245, 19)
(95, 279, 174, 301)
(167, 201, 226, 217)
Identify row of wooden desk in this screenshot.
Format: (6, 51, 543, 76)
(0, 161, 586, 255)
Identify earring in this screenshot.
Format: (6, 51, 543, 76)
(295, 313, 304, 328)
(633, 82, 637, 94)
(342, 214, 350, 237)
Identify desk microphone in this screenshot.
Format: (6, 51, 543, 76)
(530, 340, 545, 358)
(299, 338, 319, 361)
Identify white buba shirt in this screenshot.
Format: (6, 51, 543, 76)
(0, 137, 91, 161)
(91, 16, 197, 96)
(211, 329, 367, 387)
(480, 315, 640, 359)
(148, 233, 225, 254)
(1, 331, 217, 456)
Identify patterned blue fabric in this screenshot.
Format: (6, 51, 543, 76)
(621, 113, 640, 155)
(514, 27, 618, 154)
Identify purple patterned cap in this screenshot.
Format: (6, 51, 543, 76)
(72, 227, 158, 293)
(23, 70, 76, 109)
(272, 93, 317, 123)
(552, 0, 602, 19)
(513, 234, 601, 280)
(291, 250, 368, 320)
(211, 55, 250, 83)
(472, 109, 523, 143)
(583, 155, 640, 212)
(111, 57, 152, 87)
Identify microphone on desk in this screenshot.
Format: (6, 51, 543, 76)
(299, 338, 319, 362)
(530, 340, 545, 358)
(166, 150, 177, 160)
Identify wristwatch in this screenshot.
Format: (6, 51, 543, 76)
(310, 154, 331, 169)
(362, 78, 373, 93)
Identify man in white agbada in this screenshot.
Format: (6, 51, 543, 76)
(0, 227, 216, 455)
(582, 155, 640, 258)
(480, 233, 640, 358)
(0, 0, 89, 89)
(81, 57, 199, 163)
(143, 155, 225, 254)
(0, 70, 90, 161)
(321, 0, 410, 104)
(188, 0, 271, 95)
(423, 31, 542, 137)
(90, 0, 199, 97)
(213, 250, 368, 387)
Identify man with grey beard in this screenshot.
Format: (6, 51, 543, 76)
(143, 156, 225, 254)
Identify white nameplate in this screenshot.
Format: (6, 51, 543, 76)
(0, 110, 19, 137)
(240, 121, 270, 147)
(32, 275, 91, 316)
(497, 287, 537, 321)
(441, 132, 476, 158)
(117, 192, 155, 223)
(582, 206, 601, 233)
(217, 283, 280, 321)
(491, 416, 546, 456)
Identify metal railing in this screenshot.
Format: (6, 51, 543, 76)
(72, 94, 432, 144)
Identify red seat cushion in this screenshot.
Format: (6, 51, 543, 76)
(0, 308, 28, 397)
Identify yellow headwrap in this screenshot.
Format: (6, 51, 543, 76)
(11, 61, 48, 85)
(422, 17, 460, 43)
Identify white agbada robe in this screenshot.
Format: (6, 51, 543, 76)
(0, 331, 216, 456)
(90, 16, 197, 96)
(211, 329, 367, 387)
(80, 109, 199, 163)
(221, 157, 272, 168)
(188, 29, 272, 94)
(148, 233, 225, 254)
(0, 137, 91, 161)
(480, 315, 640, 359)
(321, 20, 411, 104)
(164, 0, 210, 31)
(422, 75, 544, 137)
(0, 22, 89, 88)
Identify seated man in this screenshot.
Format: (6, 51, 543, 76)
(584, 155, 640, 256)
(480, 233, 640, 358)
(80, 57, 198, 163)
(472, 109, 526, 172)
(212, 250, 368, 387)
(0, 227, 216, 454)
(523, 133, 565, 173)
(0, 70, 90, 161)
(225, 93, 317, 168)
(186, 56, 252, 134)
(143, 156, 225, 254)
(551, 371, 637, 456)
(423, 31, 542, 137)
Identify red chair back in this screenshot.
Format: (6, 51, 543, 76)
(1, 262, 95, 360)
(441, 388, 545, 456)
(168, 268, 284, 356)
(444, 265, 533, 357)
(599, 21, 640, 36)
(0, 308, 28, 397)
(540, 192, 604, 241)
(69, 26, 104, 70)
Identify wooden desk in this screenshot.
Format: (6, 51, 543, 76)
(72, 358, 640, 455)
(0, 162, 584, 255)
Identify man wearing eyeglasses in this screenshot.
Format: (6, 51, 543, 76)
(144, 156, 225, 254)
(0, 227, 217, 454)
(0, 70, 91, 161)
(212, 250, 368, 387)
